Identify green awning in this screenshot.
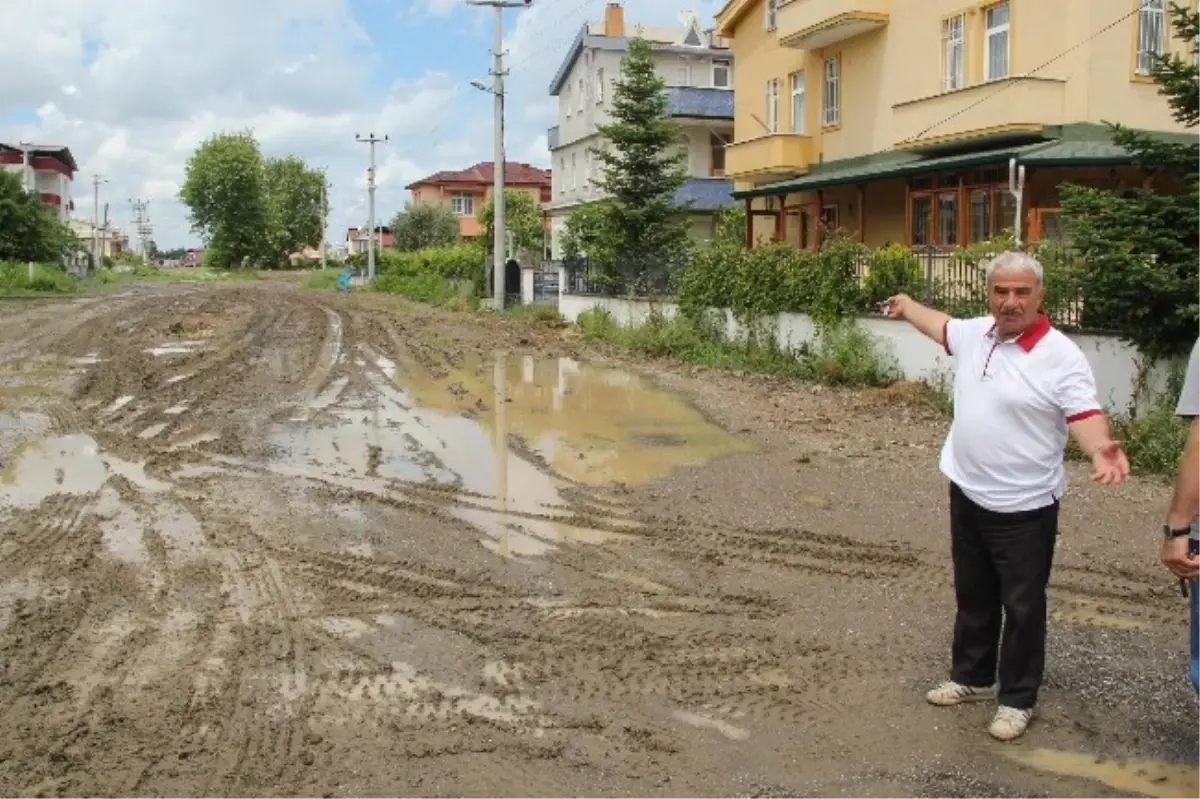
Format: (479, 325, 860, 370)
(733, 142, 1043, 200)
(733, 123, 1197, 200)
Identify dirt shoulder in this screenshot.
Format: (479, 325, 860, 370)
(0, 281, 1193, 798)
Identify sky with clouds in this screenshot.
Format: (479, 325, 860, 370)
(1, 0, 722, 250)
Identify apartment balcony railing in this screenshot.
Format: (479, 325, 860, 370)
(725, 133, 815, 182)
(892, 77, 1068, 150)
(778, 0, 890, 50)
(665, 87, 734, 120)
(547, 126, 560, 150)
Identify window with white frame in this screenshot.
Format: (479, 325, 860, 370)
(821, 57, 840, 127)
(596, 68, 605, 103)
(558, 156, 566, 194)
(584, 150, 592, 190)
(943, 13, 965, 90)
(577, 77, 584, 112)
(713, 59, 732, 88)
(1137, 0, 1167, 75)
(984, 2, 1010, 81)
(764, 0, 777, 31)
(765, 77, 781, 133)
(450, 192, 474, 216)
(571, 153, 577, 191)
(790, 72, 806, 133)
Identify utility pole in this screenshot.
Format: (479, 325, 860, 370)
(92, 174, 108, 268)
(467, 0, 531, 310)
(355, 133, 388, 281)
(130, 199, 153, 260)
(319, 170, 328, 271)
(17, 141, 33, 192)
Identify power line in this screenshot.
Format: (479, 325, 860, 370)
(898, 4, 1144, 147)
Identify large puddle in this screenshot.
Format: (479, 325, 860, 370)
(1002, 747, 1200, 798)
(257, 351, 750, 556)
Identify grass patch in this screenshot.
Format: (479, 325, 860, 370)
(301, 269, 342, 290)
(0, 261, 82, 295)
(574, 307, 898, 387)
(499, 303, 568, 329)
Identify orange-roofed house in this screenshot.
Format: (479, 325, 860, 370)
(405, 162, 553, 240)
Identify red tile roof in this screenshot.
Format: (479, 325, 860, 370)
(406, 161, 551, 190)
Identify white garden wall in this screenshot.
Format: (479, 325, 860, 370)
(558, 291, 1167, 415)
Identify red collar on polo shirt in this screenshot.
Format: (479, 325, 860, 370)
(985, 311, 1051, 352)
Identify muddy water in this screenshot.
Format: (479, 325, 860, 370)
(256, 351, 750, 557)
(1003, 747, 1200, 798)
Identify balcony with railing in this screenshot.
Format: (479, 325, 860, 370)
(725, 134, 815, 182)
(547, 126, 560, 150)
(665, 87, 734, 120)
(778, 0, 890, 50)
(891, 77, 1067, 149)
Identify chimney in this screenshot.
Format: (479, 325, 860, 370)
(604, 2, 625, 37)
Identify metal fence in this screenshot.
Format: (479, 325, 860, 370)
(850, 245, 1091, 329)
(560, 255, 672, 297)
(560, 244, 1096, 331)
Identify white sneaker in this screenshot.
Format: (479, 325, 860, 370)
(988, 705, 1034, 741)
(925, 680, 997, 706)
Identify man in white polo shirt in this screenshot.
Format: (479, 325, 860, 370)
(885, 250, 1129, 741)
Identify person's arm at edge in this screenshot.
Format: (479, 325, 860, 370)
(1166, 417, 1200, 530)
(889, 294, 953, 351)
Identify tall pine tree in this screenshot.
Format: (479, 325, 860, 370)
(1060, 2, 1198, 360)
(592, 37, 690, 291)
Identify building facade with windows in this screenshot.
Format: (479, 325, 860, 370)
(543, 2, 737, 258)
(0, 142, 77, 221)
(714, 0, 1196, 249)
(405, 161, 552, 240)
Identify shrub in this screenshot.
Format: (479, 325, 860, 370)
(795, 321, 899, 387)
(373, 243, 485, 304)
(862, 244, 924, 308)
(0, 261, 79, 294)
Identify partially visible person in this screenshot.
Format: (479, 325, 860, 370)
(1161, 337, 1199, 690)
(885, 251, 1128, 742)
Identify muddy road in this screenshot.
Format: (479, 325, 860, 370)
(0, 280, 1195, 798)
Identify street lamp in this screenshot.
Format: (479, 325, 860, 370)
(465, 0, 532, 309)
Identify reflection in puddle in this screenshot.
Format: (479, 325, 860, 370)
(261, 351, 745, 557)
(400, 353, 752, 486)
(0, 434, 171, 510)
(1003, 748, 1200, 798)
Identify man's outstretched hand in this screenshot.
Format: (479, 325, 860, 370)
(1090, 439, 1130, 485)
(882, 294, 911, 320)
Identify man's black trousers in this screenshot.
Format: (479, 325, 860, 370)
(949, 481, 1060, 709)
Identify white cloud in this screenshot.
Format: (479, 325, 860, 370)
(0, 0, 725, 249)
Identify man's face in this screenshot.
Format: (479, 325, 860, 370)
(988, 268, 1043, 337)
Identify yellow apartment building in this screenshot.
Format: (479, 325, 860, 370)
(714, 0, 1197, 249)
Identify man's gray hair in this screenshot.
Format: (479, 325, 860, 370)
(984, 250, 1044, 284)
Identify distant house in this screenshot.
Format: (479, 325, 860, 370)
(405, 161, 553, 240)
(543, 3, 735, 258)
(0, 142, 77, 221)
(344, 226, 396, 255)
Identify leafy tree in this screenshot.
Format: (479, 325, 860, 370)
(1060, 2, 1199, 360)
(562, 201, 619, 267)
(478, 190, 544, 257)
(0, 170, 73, 263)
(262, 156, 325, 268)
(390, 202, 460, 251)
(179, 130, 268, 269)
(591, 36, 690, 289)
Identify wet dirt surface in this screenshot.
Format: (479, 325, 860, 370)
(0, 280, 1196, 798)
